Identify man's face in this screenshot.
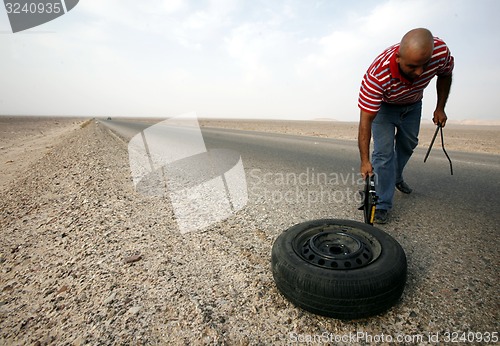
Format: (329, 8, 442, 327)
(396, 52, 431, 81)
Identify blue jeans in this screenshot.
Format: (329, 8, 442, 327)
(371, 101, 422, 210)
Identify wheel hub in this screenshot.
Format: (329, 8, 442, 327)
(293, 225, 382, 270)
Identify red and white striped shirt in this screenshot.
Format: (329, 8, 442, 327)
(358, 37, 454, 114)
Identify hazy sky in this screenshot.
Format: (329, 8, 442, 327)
(1, 0, 499, 122)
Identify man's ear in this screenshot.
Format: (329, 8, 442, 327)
(395, 52, 401, 64)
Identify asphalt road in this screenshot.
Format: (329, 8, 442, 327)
(100, 118, 500, 226)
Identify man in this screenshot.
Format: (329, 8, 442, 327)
(358, 28, 454, 224)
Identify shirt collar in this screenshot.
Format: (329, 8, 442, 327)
(390, 47, 411, 84)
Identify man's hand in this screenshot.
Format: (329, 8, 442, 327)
(433, 109, 447, 127)
(434, 74, 452, 127)
(360, 160, 373, 179)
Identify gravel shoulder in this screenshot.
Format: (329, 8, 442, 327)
(0, 118, 498, 345)
(0, 116, 86, 192)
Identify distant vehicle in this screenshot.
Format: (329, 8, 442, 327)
(107, 117, 112, 120)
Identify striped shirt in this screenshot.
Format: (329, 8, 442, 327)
(358, 37, 454, 114)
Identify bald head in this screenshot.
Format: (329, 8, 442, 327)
(399, 28, 434, 59)
(396, 28, 434, 81)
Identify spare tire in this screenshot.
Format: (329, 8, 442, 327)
(271, 219, 407, 319)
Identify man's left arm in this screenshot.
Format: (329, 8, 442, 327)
(434, 73, 452, 127)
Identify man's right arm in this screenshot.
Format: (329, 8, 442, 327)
(358, 109, 377, 178)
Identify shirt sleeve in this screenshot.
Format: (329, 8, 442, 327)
(358, 72, 384, 114)
(436, 44, 454, 77)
